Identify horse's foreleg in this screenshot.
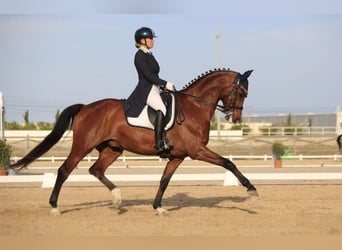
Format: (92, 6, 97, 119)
(194, 147, 258, 196)
(153, 158, 184, 215)
(222, 158, 258, 195)
(89, 146, 123, 208)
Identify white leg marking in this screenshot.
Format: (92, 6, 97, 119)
(50, 208, 61, 216)
(111, 188, 122, 209)
(156, 207, 169, 216)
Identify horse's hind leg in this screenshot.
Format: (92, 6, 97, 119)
(89, 146, 123, 208)
(153, 158, 184, 215)
(49, 154, 84, 215)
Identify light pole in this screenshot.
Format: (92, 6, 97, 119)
(216, 18, 221, 138)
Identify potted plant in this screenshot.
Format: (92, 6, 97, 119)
(0, 140, 12, 175)
(271, 142, 286, 168)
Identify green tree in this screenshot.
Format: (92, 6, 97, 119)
(36, 122, 53, 130)
(54, 109, 60, 124)
(5, 121, 22, 130)
(23, 123, 36, 130)
(22, 110, 36, 130)
(210, 116, 217, 130)
(231, 124, 250, 135)
(285, 113, 292, 127)
(284, 113, 295, 135)
(23, 110, 29, 125)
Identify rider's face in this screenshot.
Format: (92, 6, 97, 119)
(140, 38, 154, 49)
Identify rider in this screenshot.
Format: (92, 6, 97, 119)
(125, 27, 175, 156)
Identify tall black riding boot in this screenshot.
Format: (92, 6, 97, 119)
(154, 111, 173, 156)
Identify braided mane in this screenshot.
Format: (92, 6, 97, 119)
(181, 68, 232, 90)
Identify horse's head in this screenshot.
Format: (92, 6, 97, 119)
(221, 70, 253, 123)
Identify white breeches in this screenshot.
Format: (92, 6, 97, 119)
(146, 85, 166, 115)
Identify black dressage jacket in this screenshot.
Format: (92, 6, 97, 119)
(124, 49, 167, 117)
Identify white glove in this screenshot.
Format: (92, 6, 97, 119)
(166, 82, 175, 92)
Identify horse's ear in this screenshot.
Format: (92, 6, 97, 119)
(242, 70, 253, 79)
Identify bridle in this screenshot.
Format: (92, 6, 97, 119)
(177, 83, 248, 116)
(221, 83, 248, 119)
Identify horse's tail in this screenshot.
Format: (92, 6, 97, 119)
(10, 104, 84, 171)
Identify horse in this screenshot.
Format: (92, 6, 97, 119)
(10, 68, 258, 216)
(337, 134, 342, 153)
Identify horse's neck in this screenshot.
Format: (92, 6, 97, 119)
(179, 76, 228, 124)
(183, 76, 227, 104)
(178, 72, 235, 129)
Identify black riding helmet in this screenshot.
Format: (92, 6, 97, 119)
(134, 27, 157, 44)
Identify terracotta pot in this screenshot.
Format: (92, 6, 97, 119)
(274, 159, 282, 168)
(0, 169, 8, 176)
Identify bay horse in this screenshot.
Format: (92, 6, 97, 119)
(10, 68, 258, 216)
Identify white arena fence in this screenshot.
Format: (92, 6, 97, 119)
(3, 130, 342, 187)
(2, 154, 342, 187)
(249, 126, 338, 137)
(1, 171, 342, 188)
(4, 126, 340, 141)
(4, 154, 342, 188)
(10, 154, 342, 163)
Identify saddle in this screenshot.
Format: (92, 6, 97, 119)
(124, 91, 176, 130)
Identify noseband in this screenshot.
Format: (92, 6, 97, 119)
(220, 84, 248, 117)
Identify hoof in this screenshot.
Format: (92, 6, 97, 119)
(50, 208, 61, 216)
(111, 188, 122, 209)
(247, 190, 259, 197)
(155, 207, 169, 216)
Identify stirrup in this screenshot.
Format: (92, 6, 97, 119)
(154, 142, 171, 158)
(158, 150, 171, 159)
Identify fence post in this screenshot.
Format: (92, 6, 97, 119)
(26, 134, 29, 149)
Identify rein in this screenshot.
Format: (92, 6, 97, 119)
(177, 84, 246, 114)
(177, 92, 229, 113)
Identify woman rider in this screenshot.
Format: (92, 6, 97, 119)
(124, 27, 175, 156)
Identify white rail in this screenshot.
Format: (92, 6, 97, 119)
(10, 154, 342, 163)
(1, 172, 342, 188)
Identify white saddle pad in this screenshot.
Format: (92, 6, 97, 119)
(126, 94, 175, 131)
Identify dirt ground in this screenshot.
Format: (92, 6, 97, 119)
(0, 184, 341, 237)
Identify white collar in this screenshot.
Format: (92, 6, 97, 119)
(139, 46, 151, 54)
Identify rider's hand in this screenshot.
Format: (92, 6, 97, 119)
(166, 82, 175, 92)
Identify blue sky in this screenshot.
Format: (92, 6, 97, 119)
(1, 1, 342, 122)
